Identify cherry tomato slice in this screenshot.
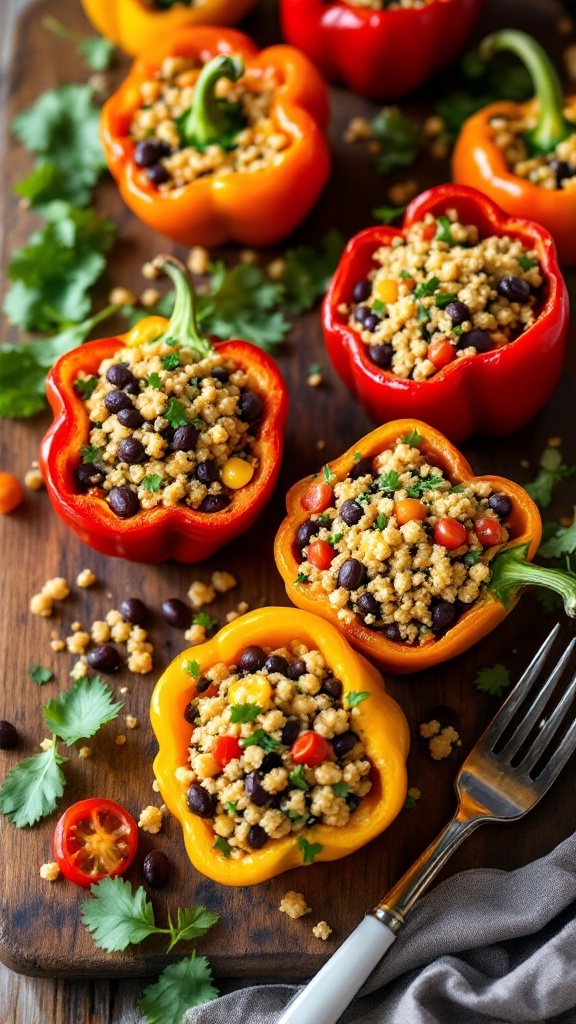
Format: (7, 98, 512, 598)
(53, 798, 138, 888)
(212, 735, 242, 767)
(394, 498, 427, 525)
(291, 731, 333, 766)
(428, 338, 456, 369)
(421, 223, 437, 241)
(474, 516, 503, 547)
(434, 517, 467, 550)
(307, 539, 335, 570)
(300, 482, 333, 513)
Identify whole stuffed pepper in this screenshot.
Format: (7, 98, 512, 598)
(100, 28, 331, 248)
(81, 0, 259, 56)
(279, 0, 483, 101)
(453, 31, 576, 265)
(322, 184, 568, 444)
(274, 420, 576, 674)
(40, 256, 288, 564)
(151, 606, 409, 885)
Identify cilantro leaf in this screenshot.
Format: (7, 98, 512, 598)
(332, 782, 350, 798)
(229, 703, 262, 724)
(372, 513, 388, 531)
(345, 691, 370, 708)
(78, 36, 116, 71)
(518, 254, 538, 271)
(280, 231, 345, 315)
(0, 744, 67, 827)
(239, 730, 279, 752)
(74, 376, 98, 398)
(378, 470, 399, 493)
(473, 663, 511, 697)
(405, 475, 444, 498)
(184, 659, 200, 678)
(82, 877, 156, 952)
(293, 573, 309, 585)
(164, 398, 188, 429)
(141, 474, 162, 493)
(145, 372, 162, 389)
(81, 444, 101, 465)
(288, 765, 309, 791)
(213, 836, 233, 858)
(30, 665, 53, 686)
(525, 448, 576, 509)
(42, 676, 123, 745)
(161, 351, 181, 371)
(539, 509, 576, 559)
(463, 549, 482, 566)
(414, 277, 440, 299)
(400, 429, 423, 446)
(404, 795, 417, 810)
(170, 906, 220, 947)
(225, 801, 238, 815)
(298, 836, 323, 864)
(323, 465, 334, 483)
(372, 204, 407, 225)
(433, 291, 458, 309)
(371, 107, 421, 175)
(193, 611, 217, 631)
(435, 216, 456, 246)
(138, 952, 219, 1024)
(197, 261, 290, 354)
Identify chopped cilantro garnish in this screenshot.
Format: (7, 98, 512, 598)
(417, 303, 429, 324)
(141, 474, 162, 493)
(225, 801, 238, 816)
(434, 291, 458, 309)
(451, 484, 466, 493)
(399, 269, 413, 280)
(165, 398, 188, 428)
(74, 376, 97, 398)
(323, 464, 334, 484)
(293, 573, 309, 585)
(184, 660, 200, 679)
(372, 299, 386, 314)
(453, 325, 464, 337)
(473, 663, 511, 698)
(285, 810, 306, 823)
(29, 665, 53, 686)
(353, 451, 362, 462)
(406, 475, 444, 498)
(331, 782, 350, 798)
(518, 255, 538, 271)
(288, 765, 309, 791)
(327, 532, 343, 546)
(161, 351, 180, 371)
(400, 429, 423, 446)
(526, 447, 576, 509)
(414, 276, 440, 299)
(81, 444, 100, 464)
(372, 204, 407, 225)
(229, 704, 262, 724)
(298, 836, 323, 864)
(145, 372, 162, 389)
(356, 492, 371, 505)
(308, 361, 322, 376)
(404, 795, 417, 810)
(239, 730, 279, 752)
(370, 107, 420, 175)
(317, 513, 332, 527)
(372, 513, 388, 531)
(346, 691, 370, 708)
(193, 611, 217, 631)
(435, 215, 456, 246)
(463, 549, 482, 566)
(377, 470, 400, 493)
(213, 836, 232, 858)
(192, 417, 204, 430)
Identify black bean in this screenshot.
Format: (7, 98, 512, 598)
(383, 623, 402, 642)
(349, 456, 373, 480)
(320, 676, 343, 699)
(332, 731, 359, 758)
(119, 597, 147, 625)
(87, 644, 122, 673)
(353, 305, 371, 324)
(281, 717, 300, 746)
(104, 390, 133, 414)
(239, 646, 266, 672)
(146, 163, 170, 185)
(296, 519, 319, 551)
(196, 460, 220, 484)
(196, 677, 212, 693)
(134, 139, 170, 167)
(199, 494, 230, 513)
(106, 364, 135, 389)
(172, 425, 199, 452)
(338, 558, 365, 590)
(118, 438, 146, 464)
(211, 367, 229, 383)
(286, 659, 306, 680)
(142, 850, 170, 888)
(183, 702, 196, 724)
(187, 783, 216, 817)
(244, 771, 268, 806)
(264, 655, 289, 675)
(123, 380, 140, 396)
(498, 276, 531, 303)
(109, 486, 140, 518)
(352, 279, 372, 302)
(368, 343, 393, 368)
(357, 592, 379, 617)
(338, 499, 363, 526)
(239, 391, 263, 422)
(431, 601, 456, 634)
(363, 314, 381, 332)
(261, 752, 283, 773)
(462, 329, 493, 354)
(0, 721, 18, 750)
(161, 598, 192, 630)
(488, 492, 513, 518)
(74, 463, 105, 491)
(550, 158, 573, 186)
(247, 824, 268, 849)
(117, 407, 144, 428)
(445, 300, 470, 324)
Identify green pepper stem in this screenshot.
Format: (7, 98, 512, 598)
(180, 54, 244, 150)
(488, 543, 576, 618)
(151, 255, 212, 360)
(480, 29, 572, 154)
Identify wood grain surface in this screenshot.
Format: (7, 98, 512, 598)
(1, 0, 575, 1018)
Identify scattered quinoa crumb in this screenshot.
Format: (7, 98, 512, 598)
(520, 459, 530, 469)
(39, 862, 60, 882)
(30, 593, 53, 617)
(127, 650, 153, 674)
(312, 921, 332, 941)
(78, 746, 92, 759)
(564, 43, 576, 80)
(40, 738, 53, 751)
(116, 734, 127, 746)
(548, 437, 562, 448)
(71, 621, 82, 632)
(267, 257, 286, 280)
(211, 571, 237, 593)
(76, 569, 97, 588)
(91, 620, 110, 644)
(316, 440, 326, 450)
(109, 286, 137, 307)
(187, 246, 210, 276)
(424, 115, 445, 137)
(557, 16, 574, 34)
(70, 660, 88, 681)
(226, 611, 239, 622)
(119, 686, 130, 695)
(419, 720, 461, 761)
(125, 715, 139, 729)
(279, 891, 311, 919)
(307, 372, 323, 388)
(188, 580, 216, 607)
(407, 787, 421, 800)
(141, 288, 161, 307)
(152, 779, 161, 792)
(42, 577, 70, 601)
(138, 805, 164, 833)
(24, 469, 44, 490)
(50, 639, 66, 652)
(66, 632, 90, 655)
(237, 601, 249, 614)
(184, 624, 207, 645)
(388, 179, 418, 206)
(419, 720, 440, 740)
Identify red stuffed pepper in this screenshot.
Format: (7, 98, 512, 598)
(280, 0, 483, 101)
(322, 184, 568, 444)
(41, 256, 289, 564)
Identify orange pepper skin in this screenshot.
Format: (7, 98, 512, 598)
(150, 607, 409, 886)
(81, 0, 258, 56)
(453, 98, 576, 266)
(100, 29, 331, 248)
(0, 473, 24, 515)
(274, 419, 544, 675)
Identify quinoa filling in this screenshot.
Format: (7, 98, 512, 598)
(343, 208, 542, 380)
(489, 112, 576, 190)
(344, 0, 433, 7)
(294, 434, 512, 645)
(74, 342, 261, 519)
(182, 643, 372, 858)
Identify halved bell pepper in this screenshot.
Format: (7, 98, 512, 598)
(40, 256, 288, 564)
(453, 30, 576, 265)
(150, 606, 409, 885)
(279, 0, 483, 101)
(322, 183, 568, 444)
(274, 419, 576, 674)
(81, 0, 258, 57)
(100, 28, 331, 248)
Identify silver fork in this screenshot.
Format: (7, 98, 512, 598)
(277, 623, 576, 1024)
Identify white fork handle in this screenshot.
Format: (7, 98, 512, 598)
(276, 915, 395, 1024)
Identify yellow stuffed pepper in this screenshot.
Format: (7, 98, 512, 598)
(150, 607, 409, 885)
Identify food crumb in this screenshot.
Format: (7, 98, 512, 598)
(423, 115, 445, 137)
(388, 179, 418, 206)
(66, 632, 90, 655)
(24, 469, 44, 491)
(125, 715, 139, 730)
(520, 459, 530, 469)
(39, 738, 53, 751)
(109, 286, 137, 307)
(188, 580, 216, 607)
(152, 779, 161, 792)
(127, 650, 153, 674)
(312, 921, 332, 941)
(407, 787, 421, 800)
(119, 686, 129, 695)
(307, 372, 323, 388)
(78, 746, 92, 759)
(343, 115, 372, 143)
(187, 246, 210, 276)
(239, 248, 258, 264)
(237, 601, 249, 614)
(184, 624, 206, 645)
(226, 611, 239, 622)
(70, 660, 88, 681)
(316, 440, 326, 450)
(76, 569, 97, 588)
(50, 639, 66, 652)
(138, 805, 164, 834)
(557, 16, 573, 34)
(279, 891, 311, 919)
(30, 593, 53, 618)
(91, 620, 111, 644)
(115, 734, 127, 746)
(419, 720, 440, 740)
(39, 862, 60, 882)
(420, 720, 461, 761)
(267, 257, 286, 280)
(547, 436, 562, 448)
(71, 621, 82, 632)
(211, 571, 237, 594)
(42, 577, 70, 602)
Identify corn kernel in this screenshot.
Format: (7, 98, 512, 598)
(221, 457, 254, 490)
(228, 673, 273, 710)
(374, 279, 398, 304)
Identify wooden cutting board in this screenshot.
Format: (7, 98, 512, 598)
(0, 0, 574, 981)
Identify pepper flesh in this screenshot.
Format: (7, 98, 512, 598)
(100, 28, 331, 248)
(279, 0, 483, 101)
(150, 606, 409, 885)
(274, 419, 576, 674)
(40, 256, 289, 564)
(322, 184, 568, 444)
(80, 0, 259, 56)
(453, 31, 576, 265)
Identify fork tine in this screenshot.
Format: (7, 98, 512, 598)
(499, 637, 576, 761)
(518, 668, 576, 774)
(531, 715, 576, 794)
(481, 624, 560, 750)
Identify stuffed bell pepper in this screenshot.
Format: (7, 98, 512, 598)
(280, 0, 483, 101)
(150, 606, 409, 885)
(453, 31, 576, 265)
(274, 420, 576, 674)
(40, 256, 288, 563)
(322, 184, 568, 444)
(100, 28, 331, 248)
(81, 0, 259, 56)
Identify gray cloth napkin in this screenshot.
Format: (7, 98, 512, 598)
(182, 830, 576, 1024)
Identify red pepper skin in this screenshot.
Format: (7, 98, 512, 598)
(322, 184, 569, 444)
(279, 0, 483, 101)
(40, 336, 288, 564)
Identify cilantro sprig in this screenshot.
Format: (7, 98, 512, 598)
(138, 952, 219, 1024)
(298, 837, 323, 864)
(229, 703, 262, 724)
(473, 663, 511, 698)
(239, 730, 279, 752)
(525, 447, 576, 509)
(29, 665, 53, 686)
(370, 107, 421, 175)
(345, 691, 370, 708)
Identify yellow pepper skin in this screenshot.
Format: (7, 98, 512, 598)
(150, 607, 409, 886)
(80, 0, 259, 57)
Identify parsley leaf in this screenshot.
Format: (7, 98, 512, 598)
(288, 765, 309, 791)
(229, 704, 262, 724)
(0, 744, 66, 827)
(141, 474, 162, 493)
(213, 836, 233, 858)
(193, 611, 217, 631)
(184, 660, 200, 678)
(138, 952, 219, 1024)
(332, 782, 350, 798)
(473, 663, 511, 698)
(417, 303, 430, 324)
(74, 376, 98, 398)
(29, 665, 53, 686)
(345, 691, 370, 708)
(372, 204, 407, 225)
(42, 676, 123, 745)
(164, 398, 188, 428)
(539, 508, 576, 559)
(525, 448, 576, 509)
(298, 836, 323, 864)
(400, 429, 423, 446)
(370, 107, 421, 174)
(280, 230, 345, 315)
(78, 36, 116, 71)
(239, 730, 279, 752)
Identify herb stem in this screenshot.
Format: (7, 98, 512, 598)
(488, 543, 576, 617)
(180, 55, 244, 151)
(151, 256, 213, 360)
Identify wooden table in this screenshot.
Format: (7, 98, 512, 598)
(1, 0, 575, 1019)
